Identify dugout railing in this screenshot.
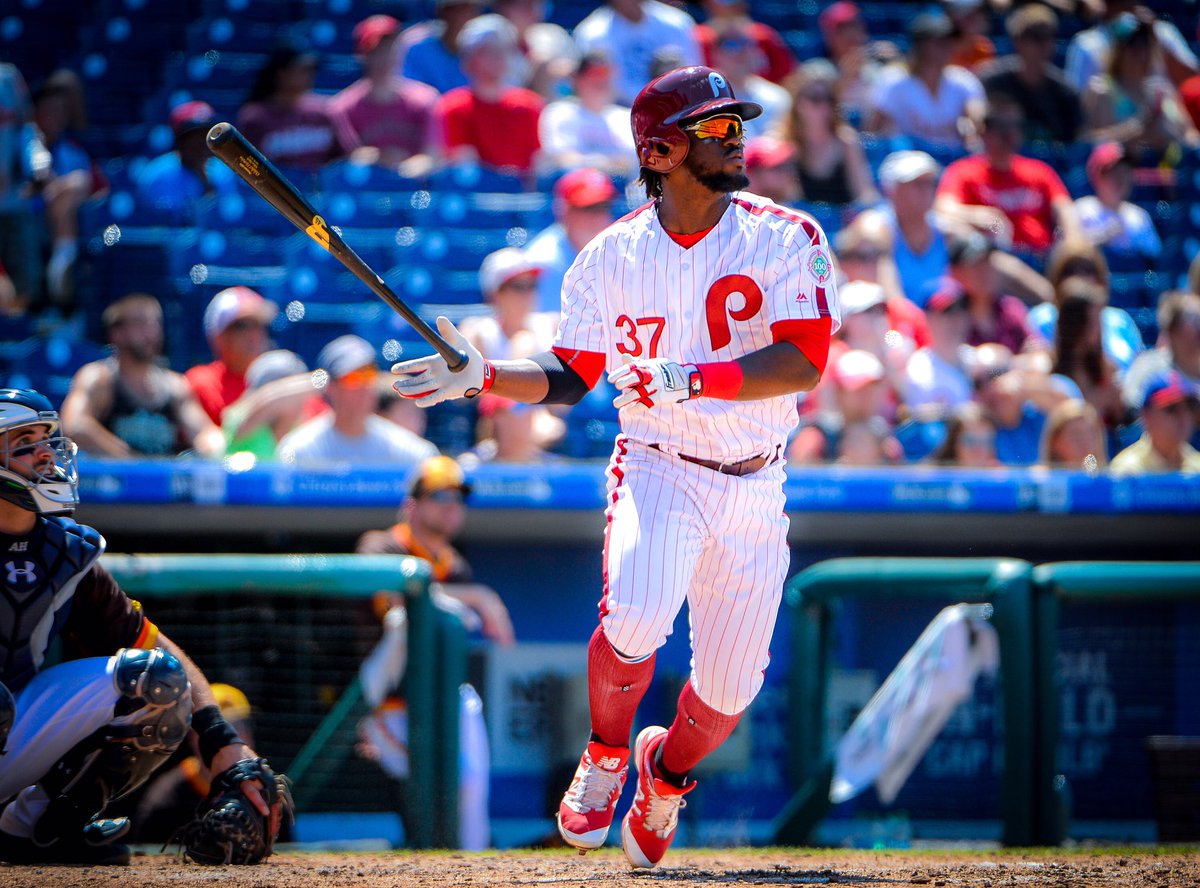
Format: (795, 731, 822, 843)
(776, 557, 1200, 847)
(103, 553, 468, 849)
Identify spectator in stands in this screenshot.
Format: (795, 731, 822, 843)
(978, 5, 1083, 145)
(526, 169, 618, 313)
(467, 393, 563, 464)
(780, 59, 877, 206)
(866, 9, 985, 149)
(186, 286, 277, 425)
(1124, 291, 1200, 448)
(972, 343, 1066, 465)
(836, 279, 914, 398)
(32, 70, 104, 307)
(1080, 11, 1199, 156)
(133, 100, 238, 217)
(400, 0, 484, 95)
(904, 276, 975, 411)
(278, 335, 438, 466)
(493, 0, 578, 99)
(695, 0, 795, 86)
(436, 15, 544, 175)
(1028, 238, 1145, 375)
(538, 52, 636, 177)
(61, 293, 224, 458)
(1051, 278, 1128, 429)
(1110, 370, 1200, 474)
(864, 150, 950, 305)
(355, 454, 511, 849)
(936, 93, 1081, 258)
(1075, 141, 1161, 260)
(1065, 0, 1198, 95)
(817, 1, 895, 125)
(0, 61, 49, 310)
(222, 349, 325, 461)
(573, 0, 702, 106)
(1038, 398, 1108, 470)
(744, 136, 800, 206)
(789, 348, 895, 464)
(835, 222, 932, 348)
(237, 43, 356, 173)
(330, 15, 440, 177)
(708, 18, 791, 140)
(947, 230, 1039, 354)
(944, 0, 995, 72)
(835, 418, 900, 466)
(928, 401, 1000, 467)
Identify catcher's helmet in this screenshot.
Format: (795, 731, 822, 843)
(631, 66, 763, 174)
(0, 388, 79, 515)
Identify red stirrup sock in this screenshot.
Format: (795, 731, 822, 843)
(658, 682, 743, 785)
(587, 626, 655, 749)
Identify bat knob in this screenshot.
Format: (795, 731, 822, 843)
(447, 350, 471, 373)
(206, 122, 234, 146)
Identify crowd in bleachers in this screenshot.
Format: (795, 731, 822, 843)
(1, 0, 1199, 474)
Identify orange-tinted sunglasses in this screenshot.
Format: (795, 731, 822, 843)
(682, 115, 744, 141)
(339, 365, 379, 388)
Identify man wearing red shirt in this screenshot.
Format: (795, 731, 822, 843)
(435, 14, 543, 174)
(936, 95, 1081, 257)
(185, 287, 277, 424)
(694, 0, 796, 85)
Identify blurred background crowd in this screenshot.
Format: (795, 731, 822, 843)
(2, 0, 1199, 475)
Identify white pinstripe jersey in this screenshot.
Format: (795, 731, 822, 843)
(555, 191, 842, 462)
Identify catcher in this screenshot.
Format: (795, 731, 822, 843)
(0, 388, 292, 866)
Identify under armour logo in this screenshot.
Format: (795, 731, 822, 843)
(5, 561, 36, 585)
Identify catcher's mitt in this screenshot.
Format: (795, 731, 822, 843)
(182, 757, 294, 865)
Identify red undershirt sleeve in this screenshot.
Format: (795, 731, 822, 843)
(550, 346, 606, 389)
(771, 317, 833, 376)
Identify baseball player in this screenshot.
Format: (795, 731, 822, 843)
(393, 66, 840, 868)
(0, 388, 270, 865)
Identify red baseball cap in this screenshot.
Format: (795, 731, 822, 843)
(744, 136, 796, 171)
(1141, 370, 1198, 411)
(169, 100, 216, 137)
(819, 1, 861, 35)
(554, 168, 617, 209)
(923, 276, 967, 313)
(354, 15, 401, 54)
(1086, 141, 1128, 182)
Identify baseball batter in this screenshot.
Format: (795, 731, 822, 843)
(393, 66, 840, 868)
(0, 388, 272, 865)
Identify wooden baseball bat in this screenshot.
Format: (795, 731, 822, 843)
(205, 122, 467, 371)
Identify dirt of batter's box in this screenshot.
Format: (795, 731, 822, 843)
(1, 848, 1199, 887)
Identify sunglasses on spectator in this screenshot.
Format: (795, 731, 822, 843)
(1019, 29, 1056, 42)
(338, 365, 379, 388)
(801, 91, 834, 105)
(423, 488, 465, 505)
(984, 117, 1024, 132)
(719, 37, 752, 52)
(841, 249, 884, 263)
(683, 116, 744, 141)
(226, 318, 267, 333)
(1061, 261, 1100, 278)
(501, 276, 539, 292)
(961, 433, 995, 447)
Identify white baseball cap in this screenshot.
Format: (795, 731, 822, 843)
(203, 286, 277, 340)
(833, 349, 886, 390)
(878, 150, 941, 193)
(479, 248, 541, 297)
(839, 280, 888, 316)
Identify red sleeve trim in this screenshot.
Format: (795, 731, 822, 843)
(550, 346, 605, 389)
(771, 317, 834, 376)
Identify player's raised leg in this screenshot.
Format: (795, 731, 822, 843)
(558, 442, 704, 850)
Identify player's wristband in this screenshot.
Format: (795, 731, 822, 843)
(464, 361, 496, 399)
(691, 361, 744, 400)
(193, 704, 244, 768)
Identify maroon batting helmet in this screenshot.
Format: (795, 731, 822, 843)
(631, 66, 763, 174)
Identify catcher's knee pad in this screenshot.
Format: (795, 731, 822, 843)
(0, 680, 13, 753)
(34, 648, 193, 842)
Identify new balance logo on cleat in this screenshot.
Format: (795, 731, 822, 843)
(557, 741, 629, 851)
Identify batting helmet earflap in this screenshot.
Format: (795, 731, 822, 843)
(631, 66, 763, 174)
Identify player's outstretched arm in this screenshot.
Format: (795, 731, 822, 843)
(610, 342, 822, 411)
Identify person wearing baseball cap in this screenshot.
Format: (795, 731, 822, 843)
(743, 136, 799, 205)
(869, 150, 952, 306)
(277, 335, 437, 467)
(184, 287, 278, 424)
(904, 277, 975, 411)
(526, 168, 618, 312)
(222, 349, 328, 461)
(401, 0, 485, 95)
(539, 51, 637, 178)
(1074, 141, 1162, 260)
(1110, 370, 1200, 475)
(329, 15, 440, 173)
(134, 99, 239, 215)
(462, 247, 557, 356)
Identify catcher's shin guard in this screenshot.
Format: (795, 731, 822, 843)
(32, 648, 192, 848)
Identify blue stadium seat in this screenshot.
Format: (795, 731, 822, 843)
(4, 337, 107, 408)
